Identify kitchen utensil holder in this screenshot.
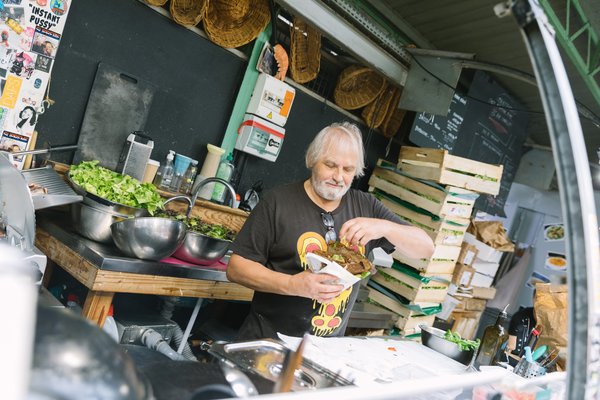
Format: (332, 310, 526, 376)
(514, 358, 546, 378)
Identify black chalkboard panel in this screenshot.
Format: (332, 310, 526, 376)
(409, 70, 529, 216)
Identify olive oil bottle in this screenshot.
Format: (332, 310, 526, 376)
(475, 304, 509, 368)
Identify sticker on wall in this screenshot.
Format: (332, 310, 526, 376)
(50, 0, 68, 16)
(31, 27, 60, 58)
(545, 251, 567, 272)
(526, 271, 551, 289)
(9, 51, 35, 78)
(0, 75, 22, 108)
(28, 2, 63, 30)
(543, 223, 564, 241)
(0, 107, 10, 130)
(34, 53, 51, 72)
(14, 104, 36, 134)
(0, 130, 29, 161)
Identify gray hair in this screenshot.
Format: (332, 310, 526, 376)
(305, 122, 365, 177)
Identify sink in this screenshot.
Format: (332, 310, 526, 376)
(207, 339, 354, 391)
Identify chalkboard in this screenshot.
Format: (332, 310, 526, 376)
(409, 70, 529, 216)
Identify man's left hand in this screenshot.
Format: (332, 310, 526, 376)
(339, 217, 389, 246)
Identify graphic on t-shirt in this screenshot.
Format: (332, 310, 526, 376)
(297, 231, 364, 336)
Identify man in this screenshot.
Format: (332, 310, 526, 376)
(227, 122, 434, 339)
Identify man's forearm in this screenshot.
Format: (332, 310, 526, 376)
(226, 254, 294, 295)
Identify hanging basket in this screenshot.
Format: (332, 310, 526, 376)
(289, 17, 321, 84)
(170, 0, 209, 27)
(382, 87, 406, 138)
(333, 65, 386, 110)
(362, 82, 396, 129)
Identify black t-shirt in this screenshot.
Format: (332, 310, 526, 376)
(230, 181, 406, 340)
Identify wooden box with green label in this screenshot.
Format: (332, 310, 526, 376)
(369, 159, 478, 219)
(398, 147, 503, 196)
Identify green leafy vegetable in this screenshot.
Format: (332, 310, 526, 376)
(69, 161, 164, 215)
(156, 210, 236, 241)
(443, 330, 480, 351)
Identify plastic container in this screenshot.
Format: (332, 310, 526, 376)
(154, 150, 175, 190)
(171, 153, 193, 192)
(211, 153, 234, 203)
(142, 159, 160, 183)
(196, 144, 225, 199)
(180, 159, 198, 194)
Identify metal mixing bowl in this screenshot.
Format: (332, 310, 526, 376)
(71, 202, 130, 243)
(419, 324, 474, 365)
(111, 217, 187, 261)
(172, 231, 231, 265)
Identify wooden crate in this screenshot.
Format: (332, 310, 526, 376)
(369, 160, 477, 218)
(370, 266, 451, 304)
(366, 288, 436, 335)
(450, 310, 483, 340)
(378, 195, 469, 246)
(398, 147, 503, 195)
(392, 243, 461, 275)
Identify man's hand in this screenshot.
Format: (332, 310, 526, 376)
(339, 217, 388, 246)
(288, 270, 345, 303)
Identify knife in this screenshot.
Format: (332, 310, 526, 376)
(273, 333, 309, 393)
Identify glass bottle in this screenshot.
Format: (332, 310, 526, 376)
(475, 304, 510, 368)
(180, 159, 198, 194)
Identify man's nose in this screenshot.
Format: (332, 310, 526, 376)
(332, 167, 343, 182)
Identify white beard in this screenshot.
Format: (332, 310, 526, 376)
(311, 176, 350, 200)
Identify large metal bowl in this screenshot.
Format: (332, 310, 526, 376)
(172, 230, 231, 265)
(419, 324, 474, 365)
(71, 202, 130, 243)
(66, 172, 149, 217)
(111, 217, 187, 261)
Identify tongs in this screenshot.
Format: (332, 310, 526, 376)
(273, 334, 309, 393)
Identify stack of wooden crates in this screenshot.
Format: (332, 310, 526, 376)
(365, 146, 503, 336)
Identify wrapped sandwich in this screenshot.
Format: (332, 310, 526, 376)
(312, 241, 373, 278)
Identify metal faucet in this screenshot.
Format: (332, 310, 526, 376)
(189, 177, 236, 217)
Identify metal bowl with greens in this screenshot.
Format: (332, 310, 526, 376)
(68, 161, 164, 215)
(156, 210, 236, 241)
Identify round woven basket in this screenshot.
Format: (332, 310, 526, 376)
(382, 87, 407, 138)
(333, 65, 386, 110)
(204, 0, 270, 49)
(170, 0, 208, 26)
(361, 82, 397, 129)
(144, 0, 168, 6)
(290, 17, 321, 84)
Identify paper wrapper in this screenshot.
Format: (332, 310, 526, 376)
(467, 221, 515, 252)
(534, 283, 568, 368)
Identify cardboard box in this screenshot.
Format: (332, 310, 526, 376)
(470, 272, 494, 288)
(472, 259, 500, 277)
(471, 286, 497, 300)
(457, 242, 478, 267)
(463, 232, 503, 263)
(452, 263, 476, 287)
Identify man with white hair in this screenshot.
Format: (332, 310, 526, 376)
(227, 122, 434, 340)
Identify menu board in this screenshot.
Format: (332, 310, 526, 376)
(409, 71, 529, 216)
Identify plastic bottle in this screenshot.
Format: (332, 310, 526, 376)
(195, 144, 225, 199)
(154, 150, 175, 191)
(180, 159, 198, 194)
(474, 304, 510, 368)
(211, 153, 235, 204)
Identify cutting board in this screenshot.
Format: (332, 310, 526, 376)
(74, 63, 155, 169)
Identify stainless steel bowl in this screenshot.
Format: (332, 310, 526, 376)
(71, 202, 129, 243)
(111, 217, 187, 261)
(66, 172, 149, 217)
(172, 231, 231, 265)
(419, 324, 474, 365)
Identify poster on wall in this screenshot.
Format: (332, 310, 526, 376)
(0, 0, 71, 169)
(543, 223, 565, 241)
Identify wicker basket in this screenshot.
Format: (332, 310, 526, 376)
(362, 82, 396, 129)
(204, 0, 270, 49)
(289, 17, 321, 84)
(144, 0, 168, 6)
(170, 0, 208, 27)
(382, 87, 406, 138)
(334, 65, 386, 110)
